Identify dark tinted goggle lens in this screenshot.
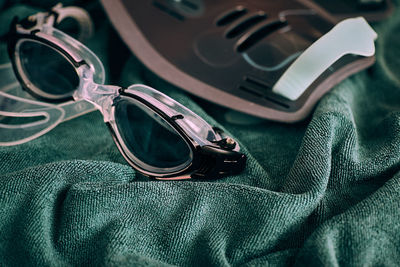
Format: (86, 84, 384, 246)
(115, 97, 193, 172)
(16, 40, 79, 100)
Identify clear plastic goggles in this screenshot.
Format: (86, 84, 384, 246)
(0, 4, 97, 146)
(7, 4, 246, 180)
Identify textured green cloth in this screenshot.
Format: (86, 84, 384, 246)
(1, 0, 400, 266)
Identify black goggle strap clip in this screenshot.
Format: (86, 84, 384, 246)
(193, 145, 246, 179)
(190, 127, 246, 179)
(211, 126, 237, 150)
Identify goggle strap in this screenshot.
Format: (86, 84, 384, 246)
(58, 100, 96, 122)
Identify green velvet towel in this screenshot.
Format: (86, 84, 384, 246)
(1, 0, 400, 266)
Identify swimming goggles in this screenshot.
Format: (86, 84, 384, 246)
(7, 4, 246, 180)
(0, 4, 97, 146)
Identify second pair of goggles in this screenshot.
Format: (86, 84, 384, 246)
(7, 4, 246, 180)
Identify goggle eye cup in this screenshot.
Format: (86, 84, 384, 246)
(112, 95, 194, 175)
(14, 39, 80, 102)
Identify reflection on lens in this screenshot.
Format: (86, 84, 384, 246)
(115, 97, 192, 171)
(17, 40, 79, 99)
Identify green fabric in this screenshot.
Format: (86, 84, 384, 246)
(1, 0, 400, 266)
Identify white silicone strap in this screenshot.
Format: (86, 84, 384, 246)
(272, 17, 378, 101)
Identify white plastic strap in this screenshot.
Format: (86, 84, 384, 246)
(272, 17, 378, 101)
